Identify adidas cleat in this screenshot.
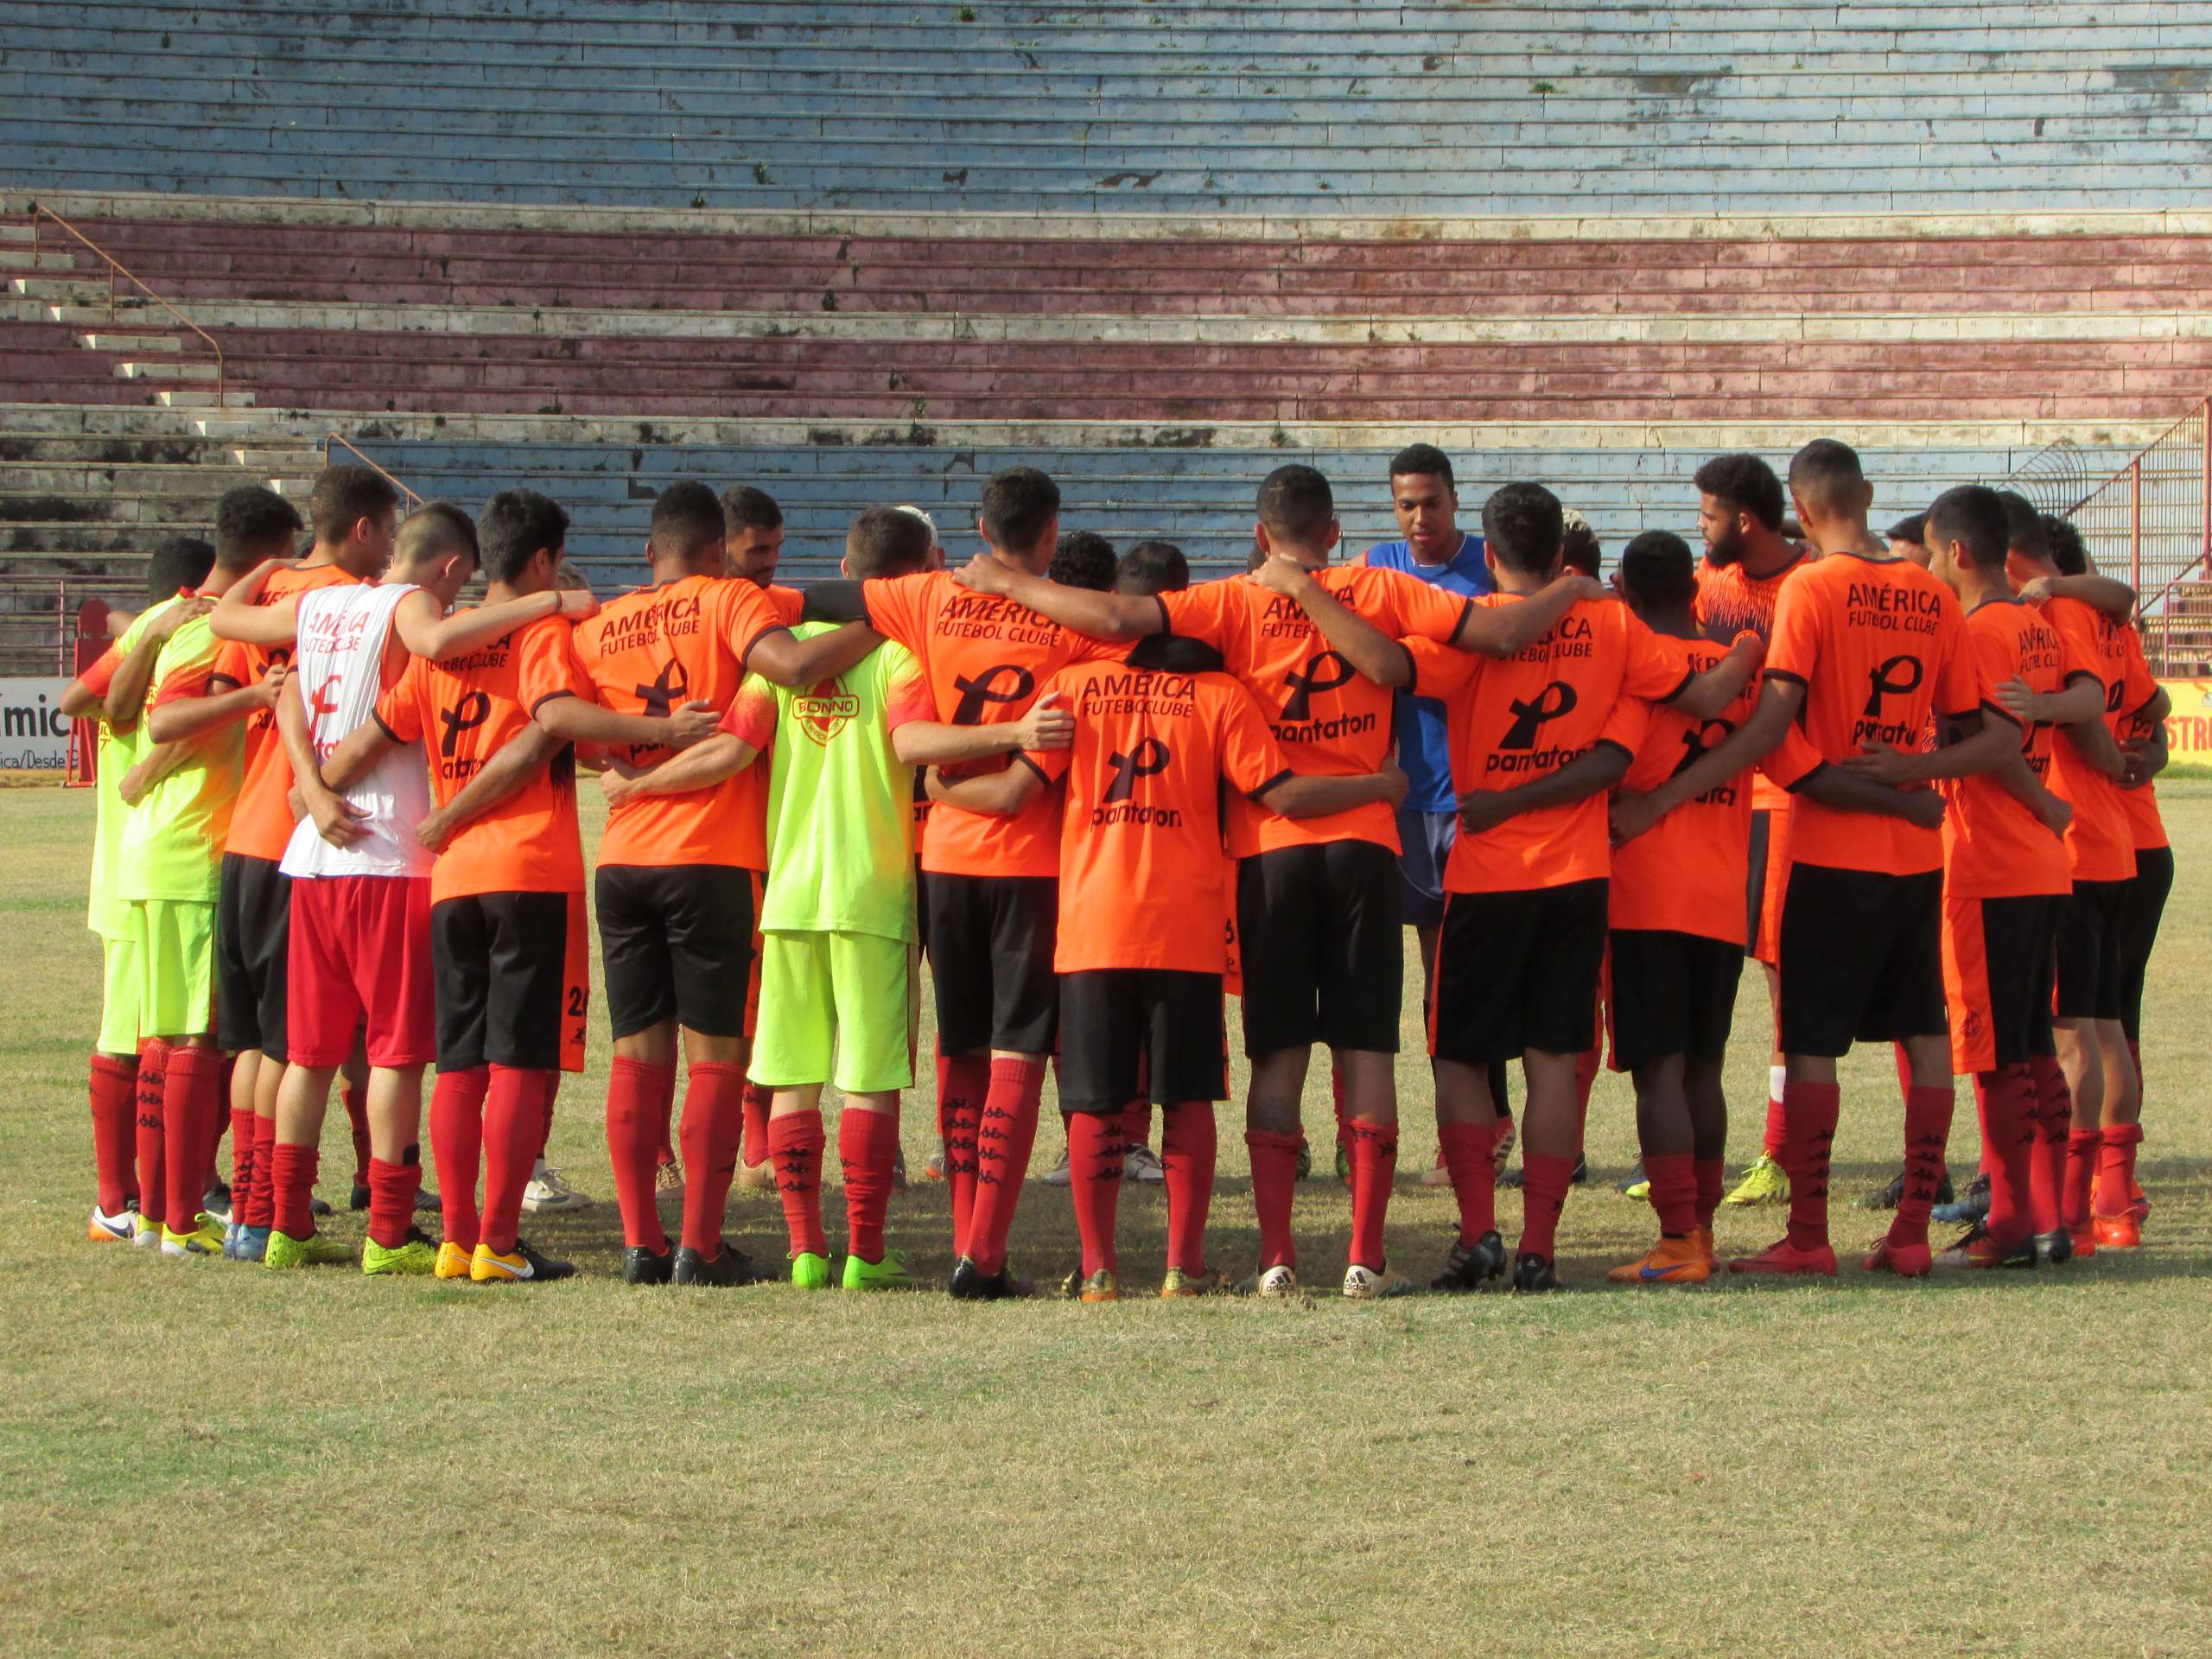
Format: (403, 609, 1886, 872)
(1511, 1253, 1561, 1293)
(471, 1239, 576, 1283)
(1430, 1230, 1508, 1293)
(1343, 1263, 1414, 1300)
(1243, 1263, 1300, 1300)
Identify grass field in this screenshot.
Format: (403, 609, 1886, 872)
(5, 785, 2209, 1657)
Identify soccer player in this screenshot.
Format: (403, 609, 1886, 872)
(567, 481, 880, 1287)
(951, 464, 1599, 1298)
(1690, 454, 1821, 1210)
(1650, 441, 2012, 1277)
(927, 611, 1408, 1302)
(1887, 514, 1929, 563)
(61, 538, 217, 1245)
(721, 485, 785, 584)
(203, 465, 398, 1258)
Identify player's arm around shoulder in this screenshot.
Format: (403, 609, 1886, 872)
(207, 560, 295, 645)
(1246, 555, 1414, 687)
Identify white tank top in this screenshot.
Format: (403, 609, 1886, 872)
(280, 582, 435, 880)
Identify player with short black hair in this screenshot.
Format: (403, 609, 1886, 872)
(721, 485, 785, 585)
(308, 466, 401, 550)
(1048, 531, 1117, 593)
(1117, 540, 1188, 595)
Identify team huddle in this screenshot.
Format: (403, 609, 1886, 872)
(67, 435, 2173, 1297)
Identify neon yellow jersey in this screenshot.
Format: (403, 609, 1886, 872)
(722, 626, 929, 942)
(118, 611, 240, 904)
(83, 604, 168, 938)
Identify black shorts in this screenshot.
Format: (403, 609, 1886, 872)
(1607, 928, 1743, 1071)
(594, 863, 754, 1040)
(1058, 969, 1227, 1115)
(1236, 839, 1402, 1057)
(1777, 863, 1946, 1057)
(1431, 880, 1608, 1065)
(215, 852, 290, 1061)
(1745, 808, 1772, 957)
(924, 872, 1058, 1056)
(2054, 878, 2128, 1022)
(1944, 893, 2062, 1073)
(2115, 846, 2174, 1043)
(432, 890, 575, 1071)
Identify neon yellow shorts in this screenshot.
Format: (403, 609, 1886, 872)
(97, 931, 143, 1056)
(747, 930, 913, 1095)
(132, 898, 216, 1040)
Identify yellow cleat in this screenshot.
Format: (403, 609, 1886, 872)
(434, 1241, 474, 1280)
(1723, 1153, 1789, 1207)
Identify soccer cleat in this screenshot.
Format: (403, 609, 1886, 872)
(1934, 1223, 2036, 1271)
(520, 1163, 594, 1215)
(1343, 1263, 1414, 1300)
(1606, 1235, 1711, 1285)
(1123, 1143, 1166, 1184)
(673, 1241, 773, 1287)
(1696, 1226, 1720, 1274)
(734, 1157, 773, 1193)
(308, 1195, 333, 1217)
(160, 1215, 227, 1259)
(471, 1239, 577, 1283)
(918, 1149, 946, 1184)
(1418, 1147, 1451, 1187)
(1861, 1238, 1934, 1278)
(2064, 1225, 2099, 1260)
(1614, 1160, 1648, 1197)
(87, 1203, 139, 1243)
(1243, 1263, 1299, 1299)
(1160, 1266, 1236, 1298)
(789, 1250, 833, 1289)
(1294, 1140, 1313, 1181)
(841, 1249, 917, 1291)
(202, 1182, 233, 1226)
(220, 1222, 242, 1258)
(2091, 1213, 2141, 1250)
(948, 1255, 1034, 1300)
(434, 1241, 474, 1280)
(1511, 1253, 1561, 1293)
(1074, 1268, 1119, 1303)
(2035, 1229, 2075, 1266)
(1430, 1230, 1509, 1293)
(1039, 1146, 1072, 1187)
(654, 1158, 684, 1196)
(1728, 1237, 1839, 1276)
(263, 1229, 352, 1270)
(1931, 1172, 1991, 1226)
(1724, 1154, 1789, 1206)
(622, 1245, 674, 1285)
(233, 1224, 271, 1263)
(361, 1236, 439, 1277)
(132, 1211, 164, 1249)
(349, 1182, 371, 1211)
(1860, 1170, 1955, 1212)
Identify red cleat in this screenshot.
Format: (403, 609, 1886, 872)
(1727, 1238, 1838, 1276)
(1863, 1238, 1933, 1277)
(2092, 1212, 2141, 1249)
(2065, 1224, 2099, 1259)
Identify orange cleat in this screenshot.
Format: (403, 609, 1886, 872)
(1606, 1234, 1712, 1285)
(1862, 1238, 1934, 1277)
(2091, 1212, 2141, 1249)
(1727, 1237, 1838, 1276)
(2065, 1224, 2099, 1258)
(1696, 1226, 1720, 1274)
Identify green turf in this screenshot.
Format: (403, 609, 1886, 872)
(4, 785, 2208, 1656)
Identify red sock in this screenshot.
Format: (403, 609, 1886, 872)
(1066, 1110, 1123, 1276)
(1974, 1066, 2037, 1250)
(839, 1106, 900, 1262)
(341, 1077, 371, 1188)
(365, 1154, 421, 1250)
(968, 1057, 1044, 1275)
(940, 1053, 990, 1258)
(1781, 1081, 1841, 1252)
(133, 1039, 171, 1229)
(1160, 1102, 1216, 1274)
(2026, 1055, 2071, 1236)
(1693, 1157, 1725, 1234)
(1438, 1121, 1497, 1245)
(481, 1066, 550, 1255)
(677, 1061, 744, 1255)
(228, 1103, 257, 1220)
(2063, 1127, 2101, 1230)
(1762, 1090, 1786, 1160)
(1887, 1084, 1955, 1251)
(2094, 1122, 2142, 1219)
(740, 1082, 772, 1170)
(162, 1046, 223, 1233)
(89, 1051, 138, 1215)
(429, 1065, 489, 1252)
(245, 1111, 277, 1228)
(270, 1141, 317, 1239)
(769, 1109, 827, 1258)
(1516, 1151, 1575, 1262)
(1245, 1128, 1303, 1270)
(605, 1056, 671, 1252)
(1643, 1151, 1696, 1236)
(1345, 1116, 1396, 1270)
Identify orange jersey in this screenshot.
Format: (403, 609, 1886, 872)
(1160, 565, 1470, 856)
(1939, 599, 2082, 900)
(1022, 652, 1292, 976)
(373, 613, 593, 904)
(1609, 639, 1822, 943)
(726, 583, 804, 865)
(1410, 595, 1692, 894)
(1696, 547, 1819, 811)
(2114, 619, 2167, 853)
(859, 570, 1116, 880)
(2035, 594, 2135, 882)
(210, 563, 360, 861)
(568, 573, 791, 870)
(1764, 550, 1977, 877)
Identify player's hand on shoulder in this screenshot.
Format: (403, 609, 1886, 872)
(1015, 691, 1073, 751)
(149, 595, 213, 642)
(2015, 576, 2054, 604)
(1993, 675, 2043, 724)
(1900, 787, 1948, 831)
(665, 699, 721, 748)
(1609, 788, 1663, 846)
(557, 588, 600, 620)
(1245, 554, 1311, 597)
(1567, 575, 1612, 604)
(952, 552, 1014, 595)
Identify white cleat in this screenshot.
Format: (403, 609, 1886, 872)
(87, 1203, 139, 1243)
(131, 1212, 164, 1249)
(1123, 1144, 1166, 1184)
(1342, 1263, 1414, 1300)
(1247, 1263, 1300, 1299)
(520, 1161, 596, 1215)
(1039, 1147, 1072, 1188)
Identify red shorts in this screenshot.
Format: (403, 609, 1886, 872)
(286, 874, 435, 1069)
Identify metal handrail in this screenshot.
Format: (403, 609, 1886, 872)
(320, 433, 426, 507)
(27, 204, 228, 408)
